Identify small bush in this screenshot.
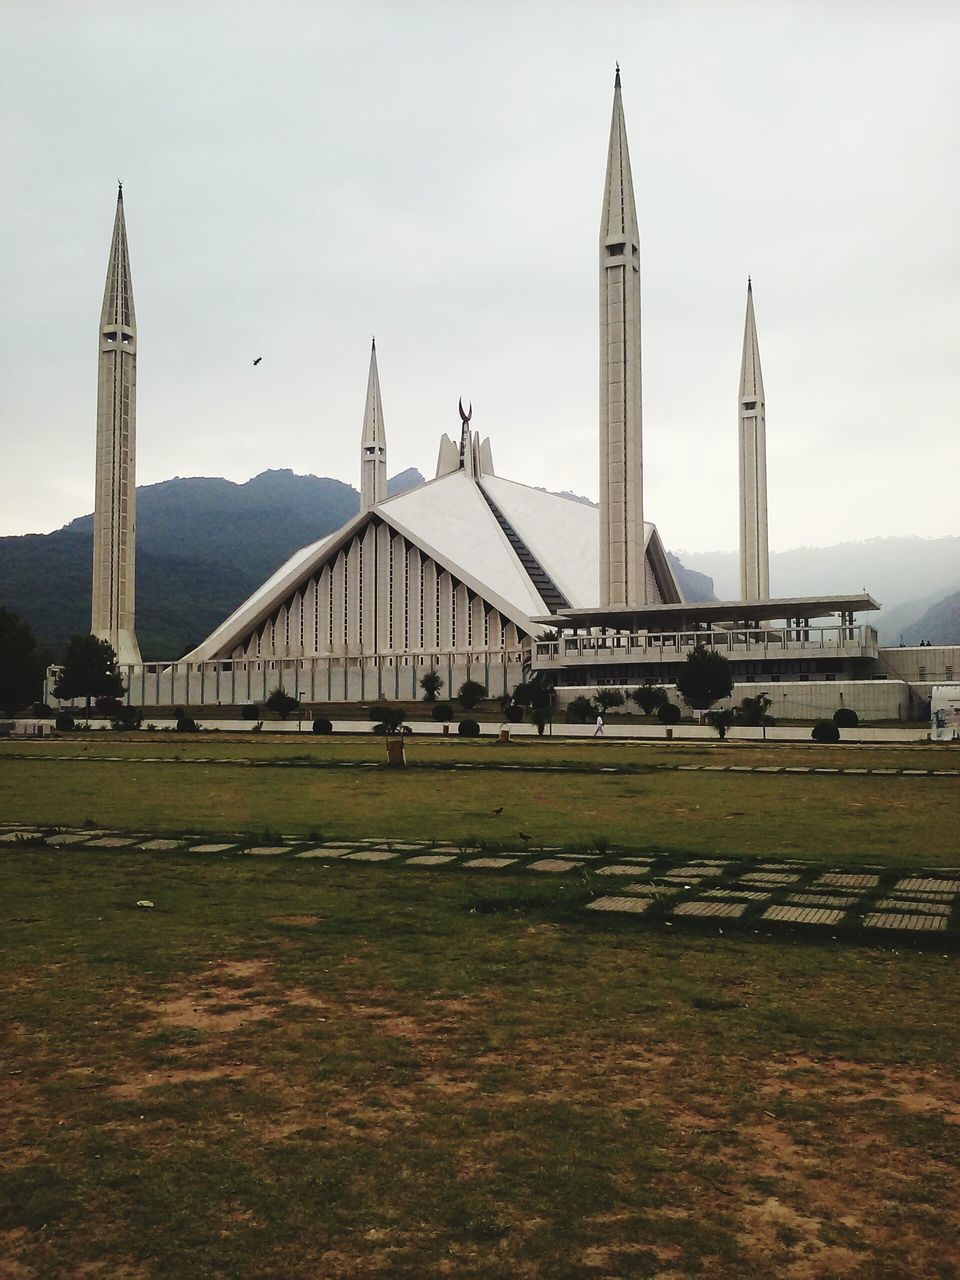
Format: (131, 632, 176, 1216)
(458, 680, 486, 711)
(833, 707, 858, 728)
(595, 687, 625, 712)
(370, 705, 405, 733)
(431, 702, 454, 722)
(657, 702, 681, 725)
(811, 720, 840, 743)
(312, 716, 333, 734)
(110, 705, 142, 730)
(176, 716, 199, 733)
(565, 696, 596, 724)
(242, 704, 260, 720)
(32, 702, 53, 718)
(630, 684, 669, 716)
(458, 719, 481, 737)
(504, 703, 525, 723)
(54, 712, 75, 731)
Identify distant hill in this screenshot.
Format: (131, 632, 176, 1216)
(676, 537, 960, 642)
(901, 590, 960, 646)
(0, 468, 425, 661)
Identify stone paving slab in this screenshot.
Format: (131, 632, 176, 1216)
(815, 873, 880, 890)
(594, 864, 652, 876)
(243, 846, 288, 856)
(701, 888, 772, 902)
(464, 857, 517, 869)
(189, 843, 237, 854)
(406, 855, 457, 865)
(742, 872, 802, 886)
(294, 848, 354, 859)
(875, 899, 952, 916)
(786, 894, 856, 908)
(344, 850, 397, 862)
(138, 839, 184, 851)
(674, 901, 747, 918)
(895, 878, 960, 894)
(762, 905, 846, 926)
(0, 831, 42, 842)
(528, 859, 584, 873)
(587, 896, 651, 914)
(863, 913, 947, 932)
(94, 837, 140, 848)
(671, 865, 722, 877)
(47, 833, 96, 846)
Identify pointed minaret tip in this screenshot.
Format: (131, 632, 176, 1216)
(615, 62, 621, 88)
(371, 334, 376, 351)
(747, 274, 752, 292)
(117, 180, 123, 201)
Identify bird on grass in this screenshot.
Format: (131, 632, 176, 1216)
(518, 831, 532, 842)
(253, 356, 262, 366)
(492, 805, 504, 816)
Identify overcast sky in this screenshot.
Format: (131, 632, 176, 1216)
(2, 1, 958, 553)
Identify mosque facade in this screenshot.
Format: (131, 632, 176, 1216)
(48, 71, 956, 720)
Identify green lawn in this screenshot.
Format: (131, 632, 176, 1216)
(1, 851, 958, 1278)
(1, 738, 958, 865)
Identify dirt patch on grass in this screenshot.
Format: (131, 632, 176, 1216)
(270, 915, 324, 927)
(143, 959, 276, 1033)
(762, 1052, 960, 1124)
(110, 1063, 254, 1101)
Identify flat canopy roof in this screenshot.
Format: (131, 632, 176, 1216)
(534, 593, 880, 632)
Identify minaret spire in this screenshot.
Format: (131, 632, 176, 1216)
(738, 278, 769, 600)
(360, 337, 387, 510)
(599, 65, 645, 606)
(91, 186, 141, 665)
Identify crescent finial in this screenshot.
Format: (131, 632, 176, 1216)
(458, 397, 472, 424)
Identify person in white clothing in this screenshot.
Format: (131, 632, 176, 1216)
(594, 714, 604, 737)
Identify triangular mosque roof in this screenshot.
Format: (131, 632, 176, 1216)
(185, 466, 681, 661)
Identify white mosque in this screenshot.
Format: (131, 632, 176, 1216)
(69, 70, 947, 720)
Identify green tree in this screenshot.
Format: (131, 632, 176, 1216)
(0, 608, 45, 714)
(565, 695, 596, 724)
(675, 643, 733, 712)
(265, 685, 301, 721)
(457, 679, 486, 710)
(52, 635, 125, 716)
(419, 670, 444, 702)
(629, 683, 669, 716)
(595, 687, 625, 713)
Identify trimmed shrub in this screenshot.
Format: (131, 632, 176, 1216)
(657, 702, 681, 725)
(31, 702, 53, 718)
(811, 720, 841, 743)
(242, 704, 260, 720)
(458, 719, 481, 737)
(176, 715, 199, 733)
(833, 707, 859, 728)
(431, 702, 454, 722)
(504, 703, 525, 723)
(630, 684, 668, 716)
(54, 712, 75, 731)
(370, 705, 405, 733)
(312, 716, 333, 734)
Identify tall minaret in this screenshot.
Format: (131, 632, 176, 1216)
(738, 278, 769, 600)
(360, 338, 387, 510)
(599, 65, 645, 608)
(92, 184, 141, 665)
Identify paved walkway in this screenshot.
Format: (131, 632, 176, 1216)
(3, 752, 959, 779)
(2, 823, 957, 948)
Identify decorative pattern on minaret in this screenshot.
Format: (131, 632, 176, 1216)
(360, 338, 387, 510)
(92, 185, 141, 665)
(599, 67, 645, 607)
(738, 279, 770, 600)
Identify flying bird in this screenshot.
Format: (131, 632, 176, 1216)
(253, 356, 262, 366)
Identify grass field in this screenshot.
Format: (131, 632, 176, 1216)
(2, 850, 959, 1279)
(2, 735, 959, 1277)
(1, 736, 958, 866)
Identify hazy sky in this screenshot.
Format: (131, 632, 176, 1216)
(2, 1, 958, 553)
